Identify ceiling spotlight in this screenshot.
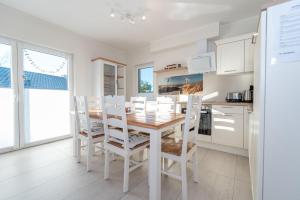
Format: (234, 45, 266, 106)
(110, 9, 115, 18)
(129, 19, 136, 24)
(108, 7, 147, 24)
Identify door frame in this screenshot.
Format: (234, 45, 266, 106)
(0, 36, 19, 154)
(17, 42, 73, 148)
(0, 35, 74, 153)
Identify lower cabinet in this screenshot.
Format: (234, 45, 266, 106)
(211, 105, 246, 148)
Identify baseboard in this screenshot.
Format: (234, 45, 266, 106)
(197, 140, 249, 157)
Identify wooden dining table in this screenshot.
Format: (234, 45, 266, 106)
(89, 110, 185, 200)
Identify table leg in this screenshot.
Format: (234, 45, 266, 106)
(149, 130, 161, 200)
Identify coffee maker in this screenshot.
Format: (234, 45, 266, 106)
(243, 85, 254, 103)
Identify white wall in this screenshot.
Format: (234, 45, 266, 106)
(0, 3, 127, 95)
(127, 16, 258, 101)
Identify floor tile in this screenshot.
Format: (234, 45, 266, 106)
(233, 180, 252, 200)
(0, 139, 252, 200)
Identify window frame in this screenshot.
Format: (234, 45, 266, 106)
(136, 64, 154, 95)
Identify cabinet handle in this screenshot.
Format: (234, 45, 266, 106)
(224, 69, 237, 73)
(252, 33, 258, 44)
(222, 106, 233, 109)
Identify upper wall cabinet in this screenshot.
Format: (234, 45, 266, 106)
(244, 38, 254, 72)
(215, 33, 255, 75)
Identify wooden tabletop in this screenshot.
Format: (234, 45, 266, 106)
(89, 110, 185, 130)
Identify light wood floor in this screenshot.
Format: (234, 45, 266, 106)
(0, 139, 252, 200)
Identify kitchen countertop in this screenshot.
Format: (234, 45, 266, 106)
(177, 100, 253, 112)
(203, 101, 253, 112)
(202, 101, 252, 106)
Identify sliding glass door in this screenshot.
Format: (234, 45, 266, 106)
(0, 36, 72, 152)
(19, 44, 72, 146)
(0, 38, 18, 152)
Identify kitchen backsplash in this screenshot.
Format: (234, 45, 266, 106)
(155, 71, 253, 101)
(158, 73, 203, 95)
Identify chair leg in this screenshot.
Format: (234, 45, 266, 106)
(138, 150, 144, 162)
(100, 142, 104, 155)
(147, 149, 150, 186)
(77, 138, 81, 163)
(181, 161, 188, 200)
(123, 156, 130, 193)
(111, 153, 116, 161)
(163, 158, 169, 172)
(87, 141, 93, 172)
(104, 149, 110, 180)
(192, 148, 199, 183)
(91, 143, 95, 156)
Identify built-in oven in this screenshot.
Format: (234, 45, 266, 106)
(181, 105, 212, 136)
(199, 106, 212, 136)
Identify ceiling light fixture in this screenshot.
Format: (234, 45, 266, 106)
(109, 7, 147, 25)
(110, 9, 115, 18)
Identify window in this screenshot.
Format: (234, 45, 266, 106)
(138, 66, 153, 93)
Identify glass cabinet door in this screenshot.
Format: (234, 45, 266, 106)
(103, 63, 116, 96)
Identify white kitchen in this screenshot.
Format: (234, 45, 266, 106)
(0, 1, 299, 200)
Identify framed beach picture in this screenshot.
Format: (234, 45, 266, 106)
(158, 73, 203, 95)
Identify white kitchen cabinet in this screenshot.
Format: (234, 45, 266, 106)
(243, 107, 249, 149)
(92, 59, 126, 97)
(217, 40, 245, 74)
(216, 33, 255, 75)
(212, 105, 244, 148)
(244, 38, 255, 72)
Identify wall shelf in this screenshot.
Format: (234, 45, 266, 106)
(154, 67, 188, 74)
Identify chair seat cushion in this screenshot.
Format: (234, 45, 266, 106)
(79, 131, 104, 138)
(108, 134, 149, 150)
(161, 136, 195, 156)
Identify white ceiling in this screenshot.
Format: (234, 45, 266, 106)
(0, 0, 268, 50)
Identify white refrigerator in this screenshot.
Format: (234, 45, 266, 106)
(250, 0, 300, 200)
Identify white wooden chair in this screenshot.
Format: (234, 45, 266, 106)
(87, 96, 106, 154)
(160, 95, 202, 200)
(157, 96, 178, 138)
(87, 96, 102, 110)
(102, 96, 149, 193)
(130, 96, 146, 113)
(74, 96, 104, 172)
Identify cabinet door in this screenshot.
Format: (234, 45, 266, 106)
(212, 114, 244, 148)
(117, 65, 126, 96)
(103, 63, 117, 96)
(217, 40, 245, 75)
(243, 108, 249, 149)
(244, 38, 254, 72)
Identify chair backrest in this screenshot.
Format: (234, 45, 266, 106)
(74, 96, 91, 138)
(156, 96, 177, 113)
(102, 96, 129, 150)
(130, 96, 146, 113)
(88, 96, 102, 110)
(181, 95, 202, 157)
